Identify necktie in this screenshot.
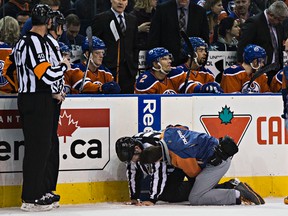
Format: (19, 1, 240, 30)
(269, 24, 279, 64)
(179, 7, 186, 32)
(118, 14, 126, 34)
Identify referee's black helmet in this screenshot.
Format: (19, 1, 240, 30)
(115, 137, 142, 162)
(31, 4, 53, 26)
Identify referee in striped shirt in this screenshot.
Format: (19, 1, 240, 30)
(14, 4, 70, 211)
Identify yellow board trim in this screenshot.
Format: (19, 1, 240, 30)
(220, 176, 288, 197)
(1, 176, 288, 208)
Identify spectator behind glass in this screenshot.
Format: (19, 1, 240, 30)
(0, 15, 20, 47)
(58, 0, 71, 15)
(203, 0, 227, 43)
(209, 17, 240, 51)
(237, 1, 288, 85)
(59, 13, 85, 64)
(229, 0, 253, 25)
(0, 0, 30, 18)
(73, 0, 93, 36)
(130, 0, 157, 50)
(20, 0, 60, 36)
(16, 10, 30, 31)
(148, 0, 209, 66)
(0, 15, 20, 93)
(92, 0, 139, 94)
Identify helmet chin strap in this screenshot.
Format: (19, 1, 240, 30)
(84, 53, 101, 69)
(250, 61, 261, 70)
(193, 52, 202, 67)
(89, 56, 101, 68)
(152, 62, 169, 75)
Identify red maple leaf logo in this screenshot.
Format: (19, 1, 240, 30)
(58, 111, 79, 143)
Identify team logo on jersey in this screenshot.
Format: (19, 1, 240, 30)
(57, 108, 110, 171)
(0, 60, 8, 87)
(242, 81, 261, 93)
(200, 106, 252, 145)
(163, 89, 177, 94)
(0, 60, 4, 71)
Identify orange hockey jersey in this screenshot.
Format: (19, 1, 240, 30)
(135, 67, 200, 94)
(177, 63, 215, 84)
(221, 65, 271, 93)
(270, 69, 282, 93)
(0, 43, 14, 93)
(64, 65, 114, 94)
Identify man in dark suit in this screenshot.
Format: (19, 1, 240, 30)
(91, 0, 138, 94)
(237, 1, 288, 84)
(148, 0, 209, 66)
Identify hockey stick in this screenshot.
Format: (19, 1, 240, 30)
(79, 26, 93, 93)
(245, 62, 279, 92)
(180, 30, 194, 93)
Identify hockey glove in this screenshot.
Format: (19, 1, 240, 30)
(200, 82, 223, 94)
(208, 136, 238, 166)
(216, 136, 238, 160)
(101, 81, 121, 94)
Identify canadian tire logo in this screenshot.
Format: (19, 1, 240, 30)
(200, 106, 251, 145)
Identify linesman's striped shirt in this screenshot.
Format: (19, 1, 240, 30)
(14, 32, 67, 93)
(46, 33, 64, 93)
(126, 130, 172, 203)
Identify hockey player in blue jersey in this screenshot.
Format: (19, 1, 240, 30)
(116, 125, 265, 206)
(138, 125, 265, 206)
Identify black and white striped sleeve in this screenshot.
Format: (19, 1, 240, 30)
(126, 162, 143, 200)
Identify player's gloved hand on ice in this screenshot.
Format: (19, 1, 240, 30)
(200, 82, 223, 94)
(101, 81, 121, 94)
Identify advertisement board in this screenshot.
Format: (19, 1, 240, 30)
(0, 94, 287, 206)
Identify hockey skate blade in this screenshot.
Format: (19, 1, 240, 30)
(21, 203, 53, 212)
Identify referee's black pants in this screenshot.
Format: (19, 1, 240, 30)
(18, 92, 54, 201)
(159, 168, 195, 202)
(45, 99, 61, 192)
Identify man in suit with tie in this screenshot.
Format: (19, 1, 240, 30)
(92, 0, 138, 94)
(237, 1, 288, 85)
(148, 0, 209, 66)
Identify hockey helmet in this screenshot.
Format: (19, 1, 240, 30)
(59, 42, 70, 54)
(243, 44, 266, 64)
(31, 4, 53, 26)
(82, 36, 106, 52)
(146, 47, 172, 67)
(115, 137, 142, 162)
(50, 10, 65, 31)
(183, 37, 208, 56)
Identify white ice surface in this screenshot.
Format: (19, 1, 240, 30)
(0, 198, 286, 216)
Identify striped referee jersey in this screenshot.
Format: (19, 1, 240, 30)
(14, 32, 67, 93)
(126, 130, 171, 203)
(46, 33, 65, 94)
